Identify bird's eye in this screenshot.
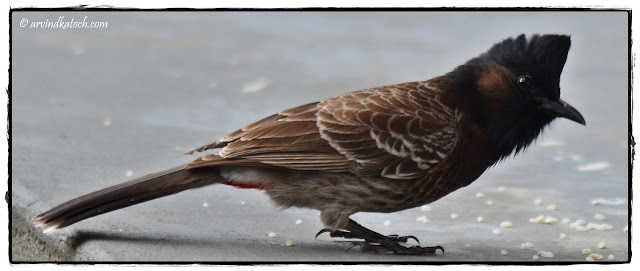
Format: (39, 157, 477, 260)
(517, 75, 534, 90)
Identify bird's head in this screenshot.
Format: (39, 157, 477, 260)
(450, 34, 586, 162)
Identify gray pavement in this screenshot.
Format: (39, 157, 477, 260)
(11, 11, 629, 262)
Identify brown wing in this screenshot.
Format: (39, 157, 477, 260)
(187, 81, 460, 180)
(317, 81, 459, 179)
(186, 102, 352, 172)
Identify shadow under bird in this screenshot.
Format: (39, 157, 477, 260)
(34, 34, 585, 255)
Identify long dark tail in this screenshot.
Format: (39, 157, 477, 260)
(33, 165, 223, 233)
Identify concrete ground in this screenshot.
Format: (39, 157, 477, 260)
(11, 11, 629, 262)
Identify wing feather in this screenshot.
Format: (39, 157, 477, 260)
(187, 81, 460, 180)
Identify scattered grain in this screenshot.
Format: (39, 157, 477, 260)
(416, 216, 429, 224)
(537, 251, 554, 258)
(589, 253, 603, 260)
(521, 242, 533, 250)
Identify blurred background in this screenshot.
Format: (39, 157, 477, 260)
(12, 11, 628, 261)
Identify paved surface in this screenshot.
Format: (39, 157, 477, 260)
(11, 11, 629, 262)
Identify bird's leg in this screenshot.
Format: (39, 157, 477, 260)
(316, 219, 444, 255)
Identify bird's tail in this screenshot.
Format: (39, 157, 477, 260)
(32, 165, 223, 233)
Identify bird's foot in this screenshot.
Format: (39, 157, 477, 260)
(349, 241, 444, 255)
(315, 229, 419, 245)
(316, 228, 441, 255)
(316, 219, 443, 255)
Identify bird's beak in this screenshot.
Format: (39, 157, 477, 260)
(537, 98, 586, 125)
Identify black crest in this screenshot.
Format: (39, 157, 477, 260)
(484, 34, 571, 97)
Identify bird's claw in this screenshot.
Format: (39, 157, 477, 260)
(315, 228, 353, 239)
(348, 241, 444, 255)
(315, 228, 331, 239)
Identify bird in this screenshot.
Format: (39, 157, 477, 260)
(33, 34, 585, 255)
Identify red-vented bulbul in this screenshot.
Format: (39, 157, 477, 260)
(34, 34, 585, 255)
